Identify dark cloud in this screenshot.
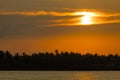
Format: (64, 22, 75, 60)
(0, 14, 75, 38)
(0, 0, 120, 11)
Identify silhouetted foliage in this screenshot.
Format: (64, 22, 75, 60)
(0, 50, 120, 70)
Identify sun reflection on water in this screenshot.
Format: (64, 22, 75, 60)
(73, 72, 96, 80)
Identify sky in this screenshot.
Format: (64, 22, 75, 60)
(0, 0, 120, 54)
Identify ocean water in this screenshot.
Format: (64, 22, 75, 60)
(0, 71, 120, 80)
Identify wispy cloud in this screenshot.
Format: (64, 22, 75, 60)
(0, 10, 120, 27)
(0, 10, 120, 17)
(0, 11, 74, 16)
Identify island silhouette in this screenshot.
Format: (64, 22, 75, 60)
(0, 50, 120, 70)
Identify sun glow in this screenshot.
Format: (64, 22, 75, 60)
(74, 11, 98, 25)
(81, 15, 93, 25)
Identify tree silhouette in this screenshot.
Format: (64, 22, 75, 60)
(0, 50, 120, 70)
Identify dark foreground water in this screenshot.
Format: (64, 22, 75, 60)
(0, 71, 120, 80)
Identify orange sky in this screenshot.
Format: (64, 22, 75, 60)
(0, 28, 120, 55)
(0, 0, 120, 54)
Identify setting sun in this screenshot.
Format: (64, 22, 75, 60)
(81, 14, 93, 25)
(74, 11, 98, 25)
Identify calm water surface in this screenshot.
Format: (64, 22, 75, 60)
(0, 71, 120, 80)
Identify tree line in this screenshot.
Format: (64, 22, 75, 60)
(0, 50, 120, 70)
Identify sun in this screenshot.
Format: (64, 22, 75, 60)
(74, 11, 98, 25)
(81, 14, 93, 25)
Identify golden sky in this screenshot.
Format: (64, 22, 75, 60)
(0, 0, 120, 54)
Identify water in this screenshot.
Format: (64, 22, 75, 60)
(0, 71, 120, 80)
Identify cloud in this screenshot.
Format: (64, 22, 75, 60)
(0, 10, 120, 39)
(0, 10, 120, 26)
(0, 10, 120, 18)
(0, 11, 74, 16)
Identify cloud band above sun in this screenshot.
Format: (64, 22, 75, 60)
(0, 9, 120, 26)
